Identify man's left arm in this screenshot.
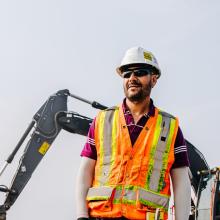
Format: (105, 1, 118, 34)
(171, 166, 191, 220)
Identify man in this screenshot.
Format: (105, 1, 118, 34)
(76, 47, 191, 220)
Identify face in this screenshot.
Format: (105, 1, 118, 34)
(122, 67, 157, 103)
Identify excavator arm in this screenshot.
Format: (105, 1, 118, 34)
(0, 89, 106, 219)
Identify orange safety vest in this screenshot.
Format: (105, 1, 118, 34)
(86, 105, 179, 220)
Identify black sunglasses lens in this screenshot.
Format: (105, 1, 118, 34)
(122, 69, 151, 78)
(134, 69, 150, 77)
(122, 71, 132, 78)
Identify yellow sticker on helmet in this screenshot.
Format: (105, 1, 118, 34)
(38, 141, 50, 155)
(143, 52, 152, 61)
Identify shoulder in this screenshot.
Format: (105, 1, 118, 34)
(96, 105, 120, 116)
(103, 106, 119, 111)
(157, 108, 178, 121)
(95, 106, 120, 126)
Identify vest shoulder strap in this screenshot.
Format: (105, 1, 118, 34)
(158, 109, 176, 120)
(104, 106, 119, 111)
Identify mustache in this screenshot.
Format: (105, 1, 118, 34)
(127, 81, 142, 88)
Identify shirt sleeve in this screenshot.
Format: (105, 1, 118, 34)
(171, 126, 190, 169)
(80, 118, 97, 160)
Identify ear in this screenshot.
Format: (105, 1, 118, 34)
(151, 74, 158, 88)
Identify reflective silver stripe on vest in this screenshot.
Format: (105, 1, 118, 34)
(149, 112, 171, 191)
(87, 186, 114, 200)
(99, 109, 116, 185)
(87, 186, 169, 209)
(114, 187, 122, 199)
(139, 188, 169, 209)
(123, 188, 137, 201)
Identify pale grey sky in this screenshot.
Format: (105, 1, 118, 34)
(0, 0, 219, 219)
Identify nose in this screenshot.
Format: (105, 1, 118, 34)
(128, 72, 136, 80)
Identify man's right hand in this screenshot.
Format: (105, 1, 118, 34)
(0, 213, 6, 220)
(0, 206, 6, 220)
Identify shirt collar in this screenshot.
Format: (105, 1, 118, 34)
(122, 98, 155, 117)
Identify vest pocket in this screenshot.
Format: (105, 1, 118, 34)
(86, 186, 115, 212)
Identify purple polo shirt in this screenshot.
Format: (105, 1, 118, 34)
(81, 99, 189, 169)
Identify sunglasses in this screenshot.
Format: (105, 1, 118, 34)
(121, 69, 152, 79)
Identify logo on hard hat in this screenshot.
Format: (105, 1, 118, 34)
(143, 51, 152, 61)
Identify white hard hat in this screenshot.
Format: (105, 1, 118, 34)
(116, 47, 161, 78)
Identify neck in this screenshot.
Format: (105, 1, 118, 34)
(125, 97, 151, 116)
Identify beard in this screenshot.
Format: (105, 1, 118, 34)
(124, 79, 152, 103)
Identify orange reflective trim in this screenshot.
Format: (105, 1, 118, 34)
(109, 109, 119, 182)
(157, 117, 176, 191)
(160, 117, 179, 195)
(150, 112, 174, 192)
(94, 111, 106, 186)
(99, 110, 115, 185)
(146, 112, 163, 190)
(94, 108, 120, 186)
